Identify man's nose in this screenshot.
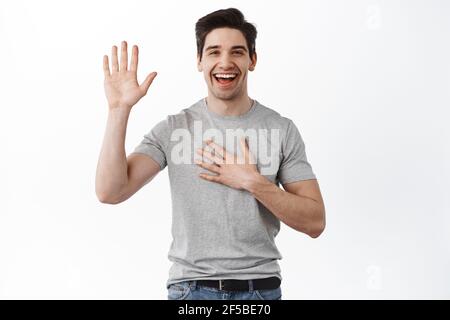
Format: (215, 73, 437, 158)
(218, 53, 234, 69)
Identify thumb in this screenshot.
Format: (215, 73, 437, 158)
(139, 71, 157, 95)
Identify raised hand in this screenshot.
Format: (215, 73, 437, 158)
(103, 41, 157, 110)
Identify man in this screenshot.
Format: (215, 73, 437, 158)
(96, 8, 325, 300)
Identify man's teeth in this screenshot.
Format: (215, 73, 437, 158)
(214, 73, 237, 79)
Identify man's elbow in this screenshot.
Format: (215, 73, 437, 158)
(309, 210, 326, 239)
(96, 190, 122, 205)
(309, 225, 325, 238)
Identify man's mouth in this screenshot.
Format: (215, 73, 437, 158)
(212, 73, 239, 87)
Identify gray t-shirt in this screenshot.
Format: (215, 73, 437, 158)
(132, 97, 316, 288)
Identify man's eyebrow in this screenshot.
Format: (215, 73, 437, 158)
(204, 45, 248, 52)
(231, 45, 248, 52)
(204, 45, 219, 52)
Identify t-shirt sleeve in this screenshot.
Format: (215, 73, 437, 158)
(277, 119, 316, 184)
(131, 118, 169, 170)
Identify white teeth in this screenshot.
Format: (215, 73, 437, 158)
(214, 73, 237, 79)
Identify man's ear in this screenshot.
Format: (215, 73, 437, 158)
(249, 52, 257, 71)
(197, 54, 203, 72)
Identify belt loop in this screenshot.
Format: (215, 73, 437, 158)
(190, 280, 197, 290)
(248, 279, 254, 292)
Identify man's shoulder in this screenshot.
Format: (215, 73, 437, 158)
(254, 100, 293, 126)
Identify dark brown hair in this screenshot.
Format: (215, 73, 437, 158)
(195, 8, 257, 61)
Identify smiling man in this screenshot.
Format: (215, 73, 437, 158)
(96, 8, 325, 300)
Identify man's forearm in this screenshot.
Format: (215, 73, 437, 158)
(245, 175, 325, 237)
(95, 107, 131, 201)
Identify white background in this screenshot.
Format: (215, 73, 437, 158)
(1, 0, 449, 299)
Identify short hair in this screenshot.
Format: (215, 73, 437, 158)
(195, 8, 257, 61)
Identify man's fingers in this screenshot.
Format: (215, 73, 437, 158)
(205, 140, 230, 160)
(139, 72, 158, 95)
(195, 159, 221, 174)
(199, 173, 221, 183)
(111, 45, 119, 73)
(120, 41, 128, 72)
(103, 55, 110, 77)
(240, 137, 256, 164)
(197, 148, 224, 165)
(130, 45, 138, 72)
(240, 137, 251, 163)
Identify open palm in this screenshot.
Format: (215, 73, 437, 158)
(103, 41, 157, 110)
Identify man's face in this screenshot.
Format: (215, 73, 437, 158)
(197, 27, 257, 101)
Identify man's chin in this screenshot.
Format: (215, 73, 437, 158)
(210, 87, 241, 101)
(213, 93, 236, 101)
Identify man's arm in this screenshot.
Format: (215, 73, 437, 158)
(95, 109, 161, 204)
(95, 41, 158, 204)
(246, 177, 326, 238)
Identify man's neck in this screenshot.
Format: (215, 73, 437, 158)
(205, 95, 253, 117)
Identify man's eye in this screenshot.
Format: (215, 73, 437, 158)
(209, 51, 219, 55)
(233, 51, 244, 55)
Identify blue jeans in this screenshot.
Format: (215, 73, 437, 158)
(167, 280, 282, 300)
